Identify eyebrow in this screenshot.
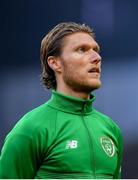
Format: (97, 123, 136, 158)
(74, 43, 100, 52)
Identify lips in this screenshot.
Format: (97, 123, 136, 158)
(88, 67, 100, 73)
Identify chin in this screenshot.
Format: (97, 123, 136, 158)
(89, 81, 102, 91)
(79, 82, 101, 93)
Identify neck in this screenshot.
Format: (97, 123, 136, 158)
(56, 85, 90, 100)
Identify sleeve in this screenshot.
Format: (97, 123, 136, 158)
(0, 132, 43, 178)
(114, 127, 123, 179)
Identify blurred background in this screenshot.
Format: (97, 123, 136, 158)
(0, 0, 138, 178)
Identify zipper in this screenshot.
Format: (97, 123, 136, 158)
(81, 102, 96, 178)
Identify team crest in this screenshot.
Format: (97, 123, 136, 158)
(100, 137, 115, 157)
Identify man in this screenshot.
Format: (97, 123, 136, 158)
(0, 22, 123, 179)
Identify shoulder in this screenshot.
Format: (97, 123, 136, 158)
(1, 102, 58, 156)
(6, 101, 58, 140)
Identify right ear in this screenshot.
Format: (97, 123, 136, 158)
(47, 56, 62, 73)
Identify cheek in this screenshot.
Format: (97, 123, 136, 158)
(68, 62, 85, 74)
(61, 53, 86, 72)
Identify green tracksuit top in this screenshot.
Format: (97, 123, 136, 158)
(0, 90, 123, 179)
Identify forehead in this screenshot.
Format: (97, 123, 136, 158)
(62, 32, 99, 49)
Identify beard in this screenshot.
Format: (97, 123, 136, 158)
(62, 69, 101, 93)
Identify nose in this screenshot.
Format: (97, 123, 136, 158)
(90, 51, 101, 64)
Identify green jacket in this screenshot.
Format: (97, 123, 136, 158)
(0, 91, 123, 179)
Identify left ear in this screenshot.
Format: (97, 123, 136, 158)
(47, 56, 62, 73)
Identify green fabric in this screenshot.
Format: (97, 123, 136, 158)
(0, 90, 123, 179)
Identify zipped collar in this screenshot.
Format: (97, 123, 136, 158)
(47, 90, 96, 115)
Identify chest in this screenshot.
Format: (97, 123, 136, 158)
(36, 115, 118, 178)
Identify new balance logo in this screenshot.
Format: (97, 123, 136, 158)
(66, 140, 78, 149)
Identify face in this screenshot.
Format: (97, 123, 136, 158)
(58, 32, 102, 93)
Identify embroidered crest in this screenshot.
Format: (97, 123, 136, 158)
(100, 137, 115, 157)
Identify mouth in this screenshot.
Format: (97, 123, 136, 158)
(88, 67, 100, 74)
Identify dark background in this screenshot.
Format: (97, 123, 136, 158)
(0, 0, 138, 178)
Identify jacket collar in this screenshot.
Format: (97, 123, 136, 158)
(47, 90, 96, 115)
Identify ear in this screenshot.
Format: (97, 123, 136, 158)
(47, 56, 62, 73)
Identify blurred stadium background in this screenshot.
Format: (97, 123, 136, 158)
(0, 0, 138, 178)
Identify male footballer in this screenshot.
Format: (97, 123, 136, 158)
(0, 22, 123, 179)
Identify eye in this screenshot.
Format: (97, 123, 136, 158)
(93, 46, 100, 54)
(76, 46, 87, 53)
